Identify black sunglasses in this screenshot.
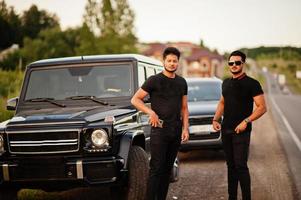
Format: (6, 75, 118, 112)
(228, 61, 243, 66)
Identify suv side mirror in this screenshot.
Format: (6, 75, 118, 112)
(7, 97, 19, 111)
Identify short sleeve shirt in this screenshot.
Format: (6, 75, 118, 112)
(141, 73, 187, 123)
(222, 74, 264, 131)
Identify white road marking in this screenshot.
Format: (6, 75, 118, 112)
(270, 97, 301, 152)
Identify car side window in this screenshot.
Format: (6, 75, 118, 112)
(146, 66, 155, 78)
(138, 65, 146, 87)
(155, 67, 163, 74)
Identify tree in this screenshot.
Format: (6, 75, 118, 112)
(0, 0, 22, 50)
(83, 0, 100, 35)
(83, 0, 137, 54)
(240, 46, 301, 61)
(21, 27, 75, 64)
(0, 50, 21, 70)
(199, 39, 205, 48)
(114, 0, 137, 52)
(21, 5, 59, 40)
(1, 2, 60, 50)
(0, 0, 11, 49)
(75, 23, 100, 55)
(199, 39, 210, 51)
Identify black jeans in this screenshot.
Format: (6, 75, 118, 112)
(222, 130, 251, 200)
(146, 124, 182, 200)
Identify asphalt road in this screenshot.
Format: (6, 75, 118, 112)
(266, 71, 301, 143)
(167, 108, 297, 200)
(165, 68, 301, 200)
(19, 106, 298, 200)
(264, 70, 301, 197)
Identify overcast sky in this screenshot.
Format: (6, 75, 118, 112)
(6, 0, 301, 53)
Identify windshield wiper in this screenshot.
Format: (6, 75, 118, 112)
(66, 95, 109, 106)
(26, 97, 66, 107)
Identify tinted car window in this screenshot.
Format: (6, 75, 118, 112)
(146, 66, 155, 78)
(138, 65, 146, 87)
(188, 81, 221, 102)
(25, 64, 133, 100)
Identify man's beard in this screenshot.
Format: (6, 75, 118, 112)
(231, 68, 242, 75)
(164, 66, 177, 73)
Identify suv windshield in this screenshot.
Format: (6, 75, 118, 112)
(25, 63, 133, 100)
(188, 81, 221, 102)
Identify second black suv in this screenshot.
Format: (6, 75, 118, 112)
(180, 77, 223, 151)
(0, 54, 178, 200)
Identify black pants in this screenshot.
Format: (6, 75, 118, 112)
(146, 124, 182, 200)
(222, 130, 251, 200)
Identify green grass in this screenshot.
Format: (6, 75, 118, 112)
(281, 69, 301, 94)
(18, 187, 111, 200)
(18, 189, 61, 200)
(257, 58, 301, 94)
(0, 69, 24, 121)
(257, 73, 266, 87)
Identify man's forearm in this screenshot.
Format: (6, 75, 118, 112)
(247, 105, 267, 122)
(131, 97, 153, 115)
(247, 94, 267, 122)
(181, 96, 189, 131)
(213, 102, 224, 121)
(182, 109, 189, 131)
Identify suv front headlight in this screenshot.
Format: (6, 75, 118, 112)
(91, 129, 109, 148)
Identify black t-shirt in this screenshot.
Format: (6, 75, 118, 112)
(222, 74, 263, 132)
(141, 73, 187, 123)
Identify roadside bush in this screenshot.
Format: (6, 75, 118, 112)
(0, 50, 22, 71)
(0, 69, 24, 121)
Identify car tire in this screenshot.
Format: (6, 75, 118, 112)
(170, 156, 179, 182)
(126, 145, 149, 200)
(0, 187, 18, 200)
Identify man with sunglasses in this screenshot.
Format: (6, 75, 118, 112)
(212, 50, 267, 200)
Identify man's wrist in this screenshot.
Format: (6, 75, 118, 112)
(182, 127, 189, 132)
(212, 119, 219, 122)
(146, 109, 155, 116)
(244, 118, 251, 124)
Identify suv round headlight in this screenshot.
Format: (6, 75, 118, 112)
(91, 129, 108, 148)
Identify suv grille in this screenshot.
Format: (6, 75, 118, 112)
(7, 129, 80, 154)
(189, 116, 214, 125)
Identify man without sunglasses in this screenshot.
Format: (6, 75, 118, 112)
(212, 50, 267, 200)
(131, 47, 189, 200)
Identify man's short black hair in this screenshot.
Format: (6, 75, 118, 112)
(229, 50, 246, 63)
(163, 47, 181, 60)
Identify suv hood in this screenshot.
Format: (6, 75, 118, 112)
(188, 101, 218, 116)
(6, 105, 135, 126)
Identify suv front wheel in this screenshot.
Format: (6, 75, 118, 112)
(126, 145, 149, 200)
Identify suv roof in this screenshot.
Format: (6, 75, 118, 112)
(28, 54, 163, 69)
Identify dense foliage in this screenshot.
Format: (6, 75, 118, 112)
(240, 46, 301, 61)
(0, 69, 24, 121)
(0, 0, 138, 121)
(0, 0, 137, 70)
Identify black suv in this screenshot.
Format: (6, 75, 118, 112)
(0, 54, 178, 200)
(180, 77, 223, 151)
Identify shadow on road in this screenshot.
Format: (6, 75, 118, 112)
(178, 149, 225, 162)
